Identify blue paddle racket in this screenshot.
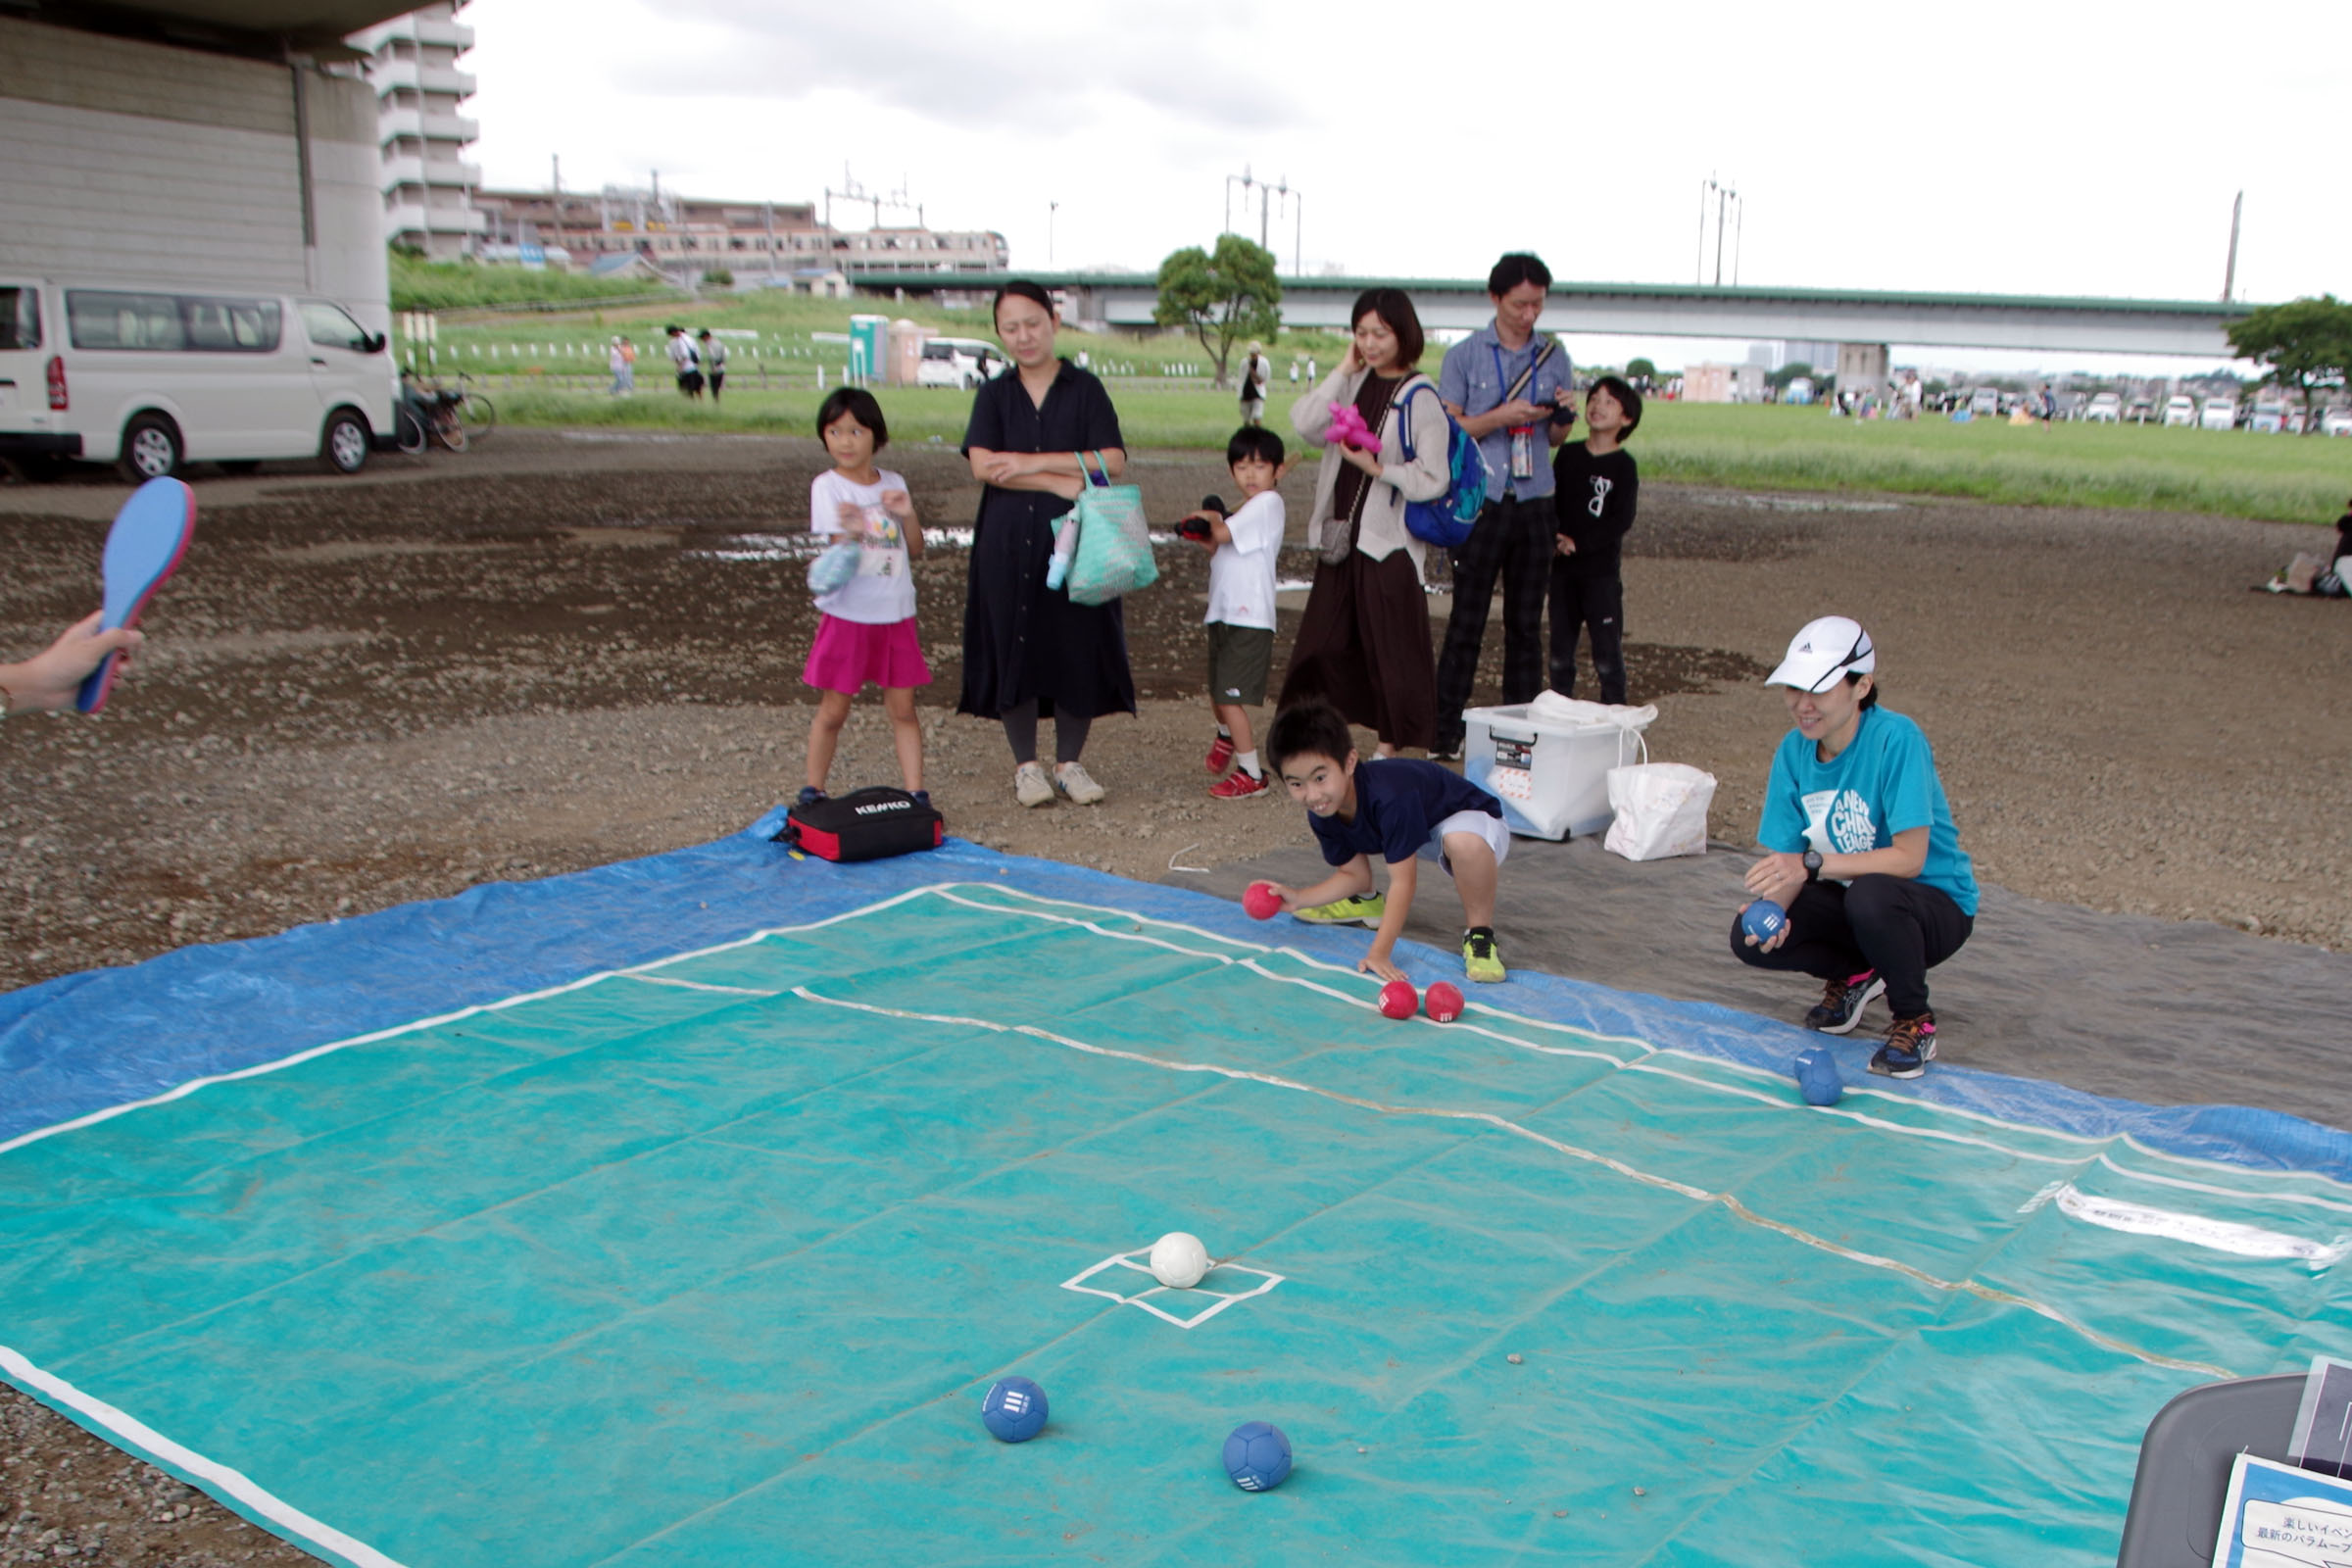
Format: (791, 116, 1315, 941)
(75, 477, 196, 713)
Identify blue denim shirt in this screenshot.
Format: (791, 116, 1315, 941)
(1438, 322, 1575, 501)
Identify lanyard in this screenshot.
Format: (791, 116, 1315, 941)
(1490, 334, 1545, 407)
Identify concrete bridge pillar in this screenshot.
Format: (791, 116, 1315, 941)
(1837, 343, 1890, 389)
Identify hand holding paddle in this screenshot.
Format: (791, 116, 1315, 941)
(0, 613, 143, 716)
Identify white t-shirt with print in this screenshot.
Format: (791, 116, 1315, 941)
(1204, 489, 1285, 630)
(810, 467, 916, 624)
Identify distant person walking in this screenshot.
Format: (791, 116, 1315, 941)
(665, 325, 703, 399)
(1431, 254, 1578, 759)
(608, 335, 635, 396)
(1278, 287, 1451, 756)
(699, 330, 728, 403)
(1239, 342, 1271, 426)
(959, 279, 1134, 808)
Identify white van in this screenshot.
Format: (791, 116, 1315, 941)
(0, 277, 396, 480)
(914, 337, 1006, 391)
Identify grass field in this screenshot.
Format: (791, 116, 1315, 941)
(473, 375, 2352, 526)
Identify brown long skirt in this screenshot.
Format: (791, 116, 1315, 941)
(1277, 547, 1436, 751)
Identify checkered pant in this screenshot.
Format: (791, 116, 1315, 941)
(1433, 496, 1553, 749)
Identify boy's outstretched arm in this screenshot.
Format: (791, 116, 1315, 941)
(1267, 856, 1374, 916)
(1358, 856, 1416, 982)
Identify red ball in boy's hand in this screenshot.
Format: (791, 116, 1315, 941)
(1424, 981, 1465, 1022)
(1243, 882, 1283, 920)
(1378, 979, 1418, 1019)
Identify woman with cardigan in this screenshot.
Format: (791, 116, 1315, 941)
(1276, 288, 1452, 755)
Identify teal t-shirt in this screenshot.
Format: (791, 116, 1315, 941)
(1757, 707, 1979, 916)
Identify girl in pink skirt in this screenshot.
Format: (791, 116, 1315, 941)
(802, 388, 929, 807)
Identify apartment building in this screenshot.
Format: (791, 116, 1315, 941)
(344, 3, 483, 258)
(473, 185, 1007, 276)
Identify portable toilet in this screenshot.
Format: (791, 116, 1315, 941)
(848, 314, 888, 387)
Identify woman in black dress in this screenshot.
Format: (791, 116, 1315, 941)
(959, 280, 1134, 807)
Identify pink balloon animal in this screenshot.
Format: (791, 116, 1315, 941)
(1326, 402, 1381, 453)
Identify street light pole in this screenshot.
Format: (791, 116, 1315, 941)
(1049, 200, 1058, 267)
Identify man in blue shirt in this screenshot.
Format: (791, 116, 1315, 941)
(1729, 616, 1979, 1079)
(1433, 253, 1579, 758)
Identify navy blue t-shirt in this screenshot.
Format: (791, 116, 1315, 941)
(1310, 759, 1503, 866)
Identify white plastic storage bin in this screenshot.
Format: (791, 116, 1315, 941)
(1462, 699, 1655, 840)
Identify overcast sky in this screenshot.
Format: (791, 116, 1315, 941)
(466, 0, 2352, 370)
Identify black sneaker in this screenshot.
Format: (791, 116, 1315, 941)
(1803, 969, 1884, 1035)
(913, 789, 931, 809)
(796, 786, 826, 808)
(1870, 1012, 1938, 1079)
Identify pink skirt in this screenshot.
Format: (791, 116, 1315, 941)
(803, 613, 931, 694)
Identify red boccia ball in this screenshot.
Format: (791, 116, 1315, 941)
(1379, 979, 1419, 1019)
(1424, 981, 1465, 1022)
(1243, 881, 1282, 920)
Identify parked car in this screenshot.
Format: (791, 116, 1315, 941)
(2162, 395, 2197, 427)
(0, 277, 393, 479)
(2083, 392, 2122, 423)
(2126, 398, 2156, 423)
(2249, 401, 2286, 434)
(2323, 408, 2352, 437)
(914, 337, 1005, 391)
(1968, 386, 2002, 418)
(2200, 397, 2239, 431)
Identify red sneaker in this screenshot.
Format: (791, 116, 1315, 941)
(1204, 734, 1236, 774)
(1209, 768, 1269, 800)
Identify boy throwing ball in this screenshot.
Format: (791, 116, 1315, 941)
(1261, 700, 1511, 984)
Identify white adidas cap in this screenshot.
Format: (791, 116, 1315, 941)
(1767, 615, 1876, 693)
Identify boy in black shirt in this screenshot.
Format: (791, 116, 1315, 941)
(1262, 701, 1513, 985)
(1549, 375, 1643, 704)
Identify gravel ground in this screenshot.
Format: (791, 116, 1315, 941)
(3, 428, 2346, 1562)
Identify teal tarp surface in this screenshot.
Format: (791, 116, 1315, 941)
(4, 852, 2348, 1566)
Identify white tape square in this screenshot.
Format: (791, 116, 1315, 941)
(1059, 1249, 1285, 1330)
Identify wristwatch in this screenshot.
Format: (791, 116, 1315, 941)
(1801, 850, 1823, 881)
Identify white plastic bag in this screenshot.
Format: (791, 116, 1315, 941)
(1602, 762, 1718, 861)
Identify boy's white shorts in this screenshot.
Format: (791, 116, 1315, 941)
(1418, 808, 1510, 874)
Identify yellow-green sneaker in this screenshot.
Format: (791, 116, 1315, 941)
(1292, 893, 1386, 927)
(1462, 927, 1505, 984)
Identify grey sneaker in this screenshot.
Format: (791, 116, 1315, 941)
(1054, 760, 1106, 805)
(1013, 761, 1054, 808)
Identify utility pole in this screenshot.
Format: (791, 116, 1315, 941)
(1049, 200, 1058, 267)
(2223, 190, 2242, 303)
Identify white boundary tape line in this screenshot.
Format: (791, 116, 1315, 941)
(921, 884, 2352, 1207)
(788, 986, 2234, 1380)
(0, 1342, 407, 1568)
(10, 878, 2347, 1221)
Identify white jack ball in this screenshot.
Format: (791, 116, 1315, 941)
(1149, 1231, 1210, 1289)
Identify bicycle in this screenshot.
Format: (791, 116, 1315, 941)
(395, 372, 496, 454)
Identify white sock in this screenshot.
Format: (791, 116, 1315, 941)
(1216, 724, 1232, 739)
(1236, 750, 1261, 779)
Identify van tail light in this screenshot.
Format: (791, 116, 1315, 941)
(45, 356, 67, 412)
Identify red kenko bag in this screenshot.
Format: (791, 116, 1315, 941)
(778, 787, 944, 862)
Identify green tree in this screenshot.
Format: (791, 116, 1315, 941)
(1153, 235, 1282, 388)
(1626, 356, 1657, 384)
(2227, 295, 2352, 434)
(1766, 361, 1814, 391)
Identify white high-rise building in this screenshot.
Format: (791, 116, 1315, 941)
(344, 4, 483, 258)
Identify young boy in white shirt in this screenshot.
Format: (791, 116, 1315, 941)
(1182, 426, 1288, 799)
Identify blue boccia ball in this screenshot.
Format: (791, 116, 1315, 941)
(980, 1376, 1049, 1443)
(1223, 1421, 1294, 1492)
(1793, 1045, 1844, 1106)
(1741, 900, 1788, 945)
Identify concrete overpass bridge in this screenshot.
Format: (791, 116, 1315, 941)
(850, 270, 2254, 361)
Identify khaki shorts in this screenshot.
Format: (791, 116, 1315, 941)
(1205, 622, 1274, 707)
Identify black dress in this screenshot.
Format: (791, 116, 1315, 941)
(957, 360, 1136, 721)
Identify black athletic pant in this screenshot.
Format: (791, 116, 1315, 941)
(1548, 567, 1626, 705)
(1434, 496, 1551, 750)
(1728, 874, 1973, 1018)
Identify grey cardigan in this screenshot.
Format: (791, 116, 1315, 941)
(1289, 365, 1452, 574)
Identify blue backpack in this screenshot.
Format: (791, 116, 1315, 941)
(1394, 379, 1491, 549)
